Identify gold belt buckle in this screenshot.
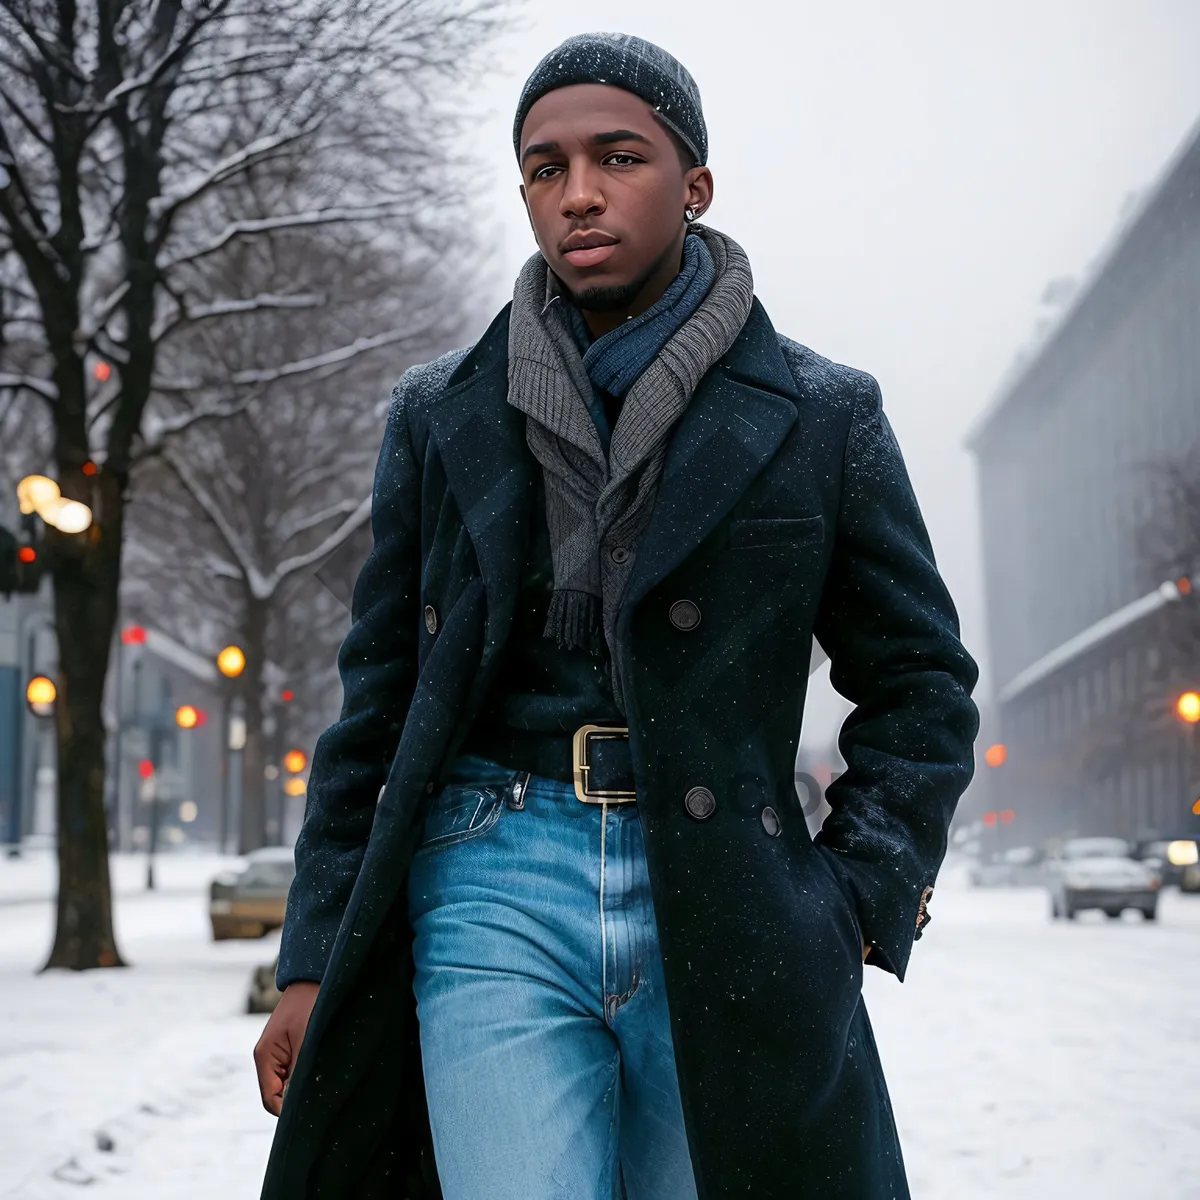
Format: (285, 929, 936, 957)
(572, 724, 636, 804)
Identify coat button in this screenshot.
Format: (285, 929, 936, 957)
(761, 806, 781, 837)
(424, 604, 438, 634)
(669, 599, 701, 631)
(610, 545, 630, 564)
(684, 786, 716, 820)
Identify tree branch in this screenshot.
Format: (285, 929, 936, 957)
(149, 121, 325, 245)
(0, 371, 57, 403)
(161, 444, 262, 588)
(135, 399, 251, 459)
(268, 495, 373, 594)
(151, 291, 327, 345)
(277, 496, 363, 545)
(159, 199, 421, 272)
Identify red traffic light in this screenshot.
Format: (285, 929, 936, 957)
(1000, 808, 1015, 825)
(982, 811, 998, 827)
(121, 625, 147, 645)
(137, 759, 155, 779)
(280, 688, 295, 703)
(17, 545, 36, 564)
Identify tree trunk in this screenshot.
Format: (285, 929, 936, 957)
(42, 470, 127, 971)
(238, 596, 269, 854)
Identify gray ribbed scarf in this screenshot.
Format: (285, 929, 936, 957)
(506, 224, 755, 716)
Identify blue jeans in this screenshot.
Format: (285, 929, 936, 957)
(407, 752, 700, 1200)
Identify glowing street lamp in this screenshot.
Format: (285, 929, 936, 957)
(16, 475, 59, 516)
(216, 645, 245, 679)
(26, 675, 56, 717)
(283, 777, 307, 798)
(45, 498, 93, 533)
(283, 749, 307, 774)
(1177, 692, 1200, 724)
(984, 743, 1008, 768)
(175, 704, 206, 729)
(16, 474, 92, 533)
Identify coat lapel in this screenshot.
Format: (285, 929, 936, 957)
(425, 298, 800, 663)
(619, 299, 800, 616)
(424, 304, 533, 670)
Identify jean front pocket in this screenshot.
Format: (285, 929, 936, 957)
(417, 782, 505, 853)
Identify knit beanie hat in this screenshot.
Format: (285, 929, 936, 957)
(513, 32, 708, 167)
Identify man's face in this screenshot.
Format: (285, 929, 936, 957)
(518, 84, 712, 311)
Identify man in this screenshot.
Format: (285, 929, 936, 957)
(255, 31, 978, 1200)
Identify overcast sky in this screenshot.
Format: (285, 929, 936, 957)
(459, 0, 1200, 750)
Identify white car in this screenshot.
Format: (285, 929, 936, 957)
(1047, 837, 1160, 920)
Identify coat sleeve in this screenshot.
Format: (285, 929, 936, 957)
(812, 372, 979, 981)
(276, 375, 422, 990)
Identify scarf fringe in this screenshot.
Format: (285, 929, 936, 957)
(543, 589, 606, 655)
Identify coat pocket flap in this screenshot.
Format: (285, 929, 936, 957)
(728, 514, 824, 549)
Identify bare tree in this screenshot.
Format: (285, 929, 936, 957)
(122, 227, 473, 853)
(0, 0, 501, 969)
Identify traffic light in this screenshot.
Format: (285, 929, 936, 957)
(0, 525, 43, 596)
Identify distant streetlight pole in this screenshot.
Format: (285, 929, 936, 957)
(216, 646, 246, 855)
(1177, 692, 1200, 816)
(113, 624, 147, 852)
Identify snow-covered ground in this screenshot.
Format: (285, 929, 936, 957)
(2, 852, 1199, 1199)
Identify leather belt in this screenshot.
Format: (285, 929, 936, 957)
(572, 724, 636, 804)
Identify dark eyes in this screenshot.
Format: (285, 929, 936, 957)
(531, 151, 644, 180)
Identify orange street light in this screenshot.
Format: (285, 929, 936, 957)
(26, 675, 56, 717)
(283, 777, 307, 797)
(1177, 692, 1200, 724)
(283, 749, 307, 774)
(216, 645, 245, 679)
(984, 743, 1008, 768)
(175, 704, 203, 729)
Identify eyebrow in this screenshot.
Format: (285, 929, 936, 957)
(521, 129, 653, 165)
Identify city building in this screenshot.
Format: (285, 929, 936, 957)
(969, 120, 1200, 842)
(0, 606, 298, 854)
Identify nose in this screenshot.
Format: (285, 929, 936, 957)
(560, 159, 606, 221)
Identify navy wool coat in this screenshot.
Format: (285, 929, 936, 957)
(262, 298, 979, 1199)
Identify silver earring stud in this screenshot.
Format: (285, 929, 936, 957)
(684, 206, 697, 223)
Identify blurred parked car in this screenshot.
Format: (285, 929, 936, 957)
(1135, 838, 1200, 892)
(247, 956, 283, 1014)
(968, 845, 1046, 887)
(1047, 837, 1160, 920)
(210, 847, 295, 940)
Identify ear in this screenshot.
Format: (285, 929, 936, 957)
(684, 166, 714, 221)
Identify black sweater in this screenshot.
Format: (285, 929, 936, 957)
(453, 433, 625, 783)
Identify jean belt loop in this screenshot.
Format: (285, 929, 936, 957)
(506, 769, 531, 811)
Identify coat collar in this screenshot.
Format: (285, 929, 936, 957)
(425, 297, 800, 660)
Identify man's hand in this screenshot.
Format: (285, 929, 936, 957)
(254, 981, 320, 1116)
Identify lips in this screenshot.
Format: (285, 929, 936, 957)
(561, 230, 619, 268)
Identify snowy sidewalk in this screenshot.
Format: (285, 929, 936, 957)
(1, 872, 278, 1199)
(0, 849, 245, 909)
(2, 858, 1200, 1197)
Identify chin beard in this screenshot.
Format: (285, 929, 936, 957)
(564, 276, 648, 314)
(561, 253, 667, 315)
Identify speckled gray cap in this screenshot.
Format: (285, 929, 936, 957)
(513, 32, 707, 166)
